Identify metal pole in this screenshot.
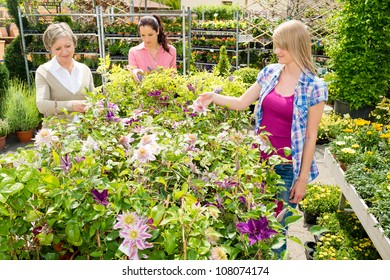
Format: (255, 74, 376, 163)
(235, 11, 239, 69)
(181, 7, 186, 76)
(187, 7, 192, 74)
(18, 6, 31, 85)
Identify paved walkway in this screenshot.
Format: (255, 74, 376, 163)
(287, 144, 337, 260)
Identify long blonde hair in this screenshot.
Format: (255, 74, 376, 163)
(273, 20, 316, 74)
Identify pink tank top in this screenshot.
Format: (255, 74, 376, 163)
(260, 88, 294, 160)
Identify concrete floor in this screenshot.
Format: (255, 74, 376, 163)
(287, 144, 337, 260)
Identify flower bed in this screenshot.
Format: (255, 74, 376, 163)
(324, 148, 390, 259)
(0, 65, 302, 260)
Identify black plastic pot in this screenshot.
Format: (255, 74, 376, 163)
(304, 241, 316, 260)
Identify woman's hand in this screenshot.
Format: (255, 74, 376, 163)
(196, 92, 214, 107)
(132, 69, 144, 82)
(289, 178, 307, 204)
(72, 100, 88, 113)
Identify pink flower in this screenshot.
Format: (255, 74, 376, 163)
(34, 128, 59, 149)
(119, 220, 153, 259)
(114, 211, 140, 229)
(188, 100, 210, 116)
(132, 146, 156, 164)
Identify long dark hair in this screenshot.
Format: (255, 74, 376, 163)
(138, 15, 170, 54)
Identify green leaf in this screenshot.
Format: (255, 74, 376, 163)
(0, 220, 10, 236)
(163, 230, 177, 255)
(65, 220, 81, 245)
(148, 250, 166, 260)
(25, 210, 43, 222)
(285, 215, 302, 227)
(37, 232, 53, 246)
(287, 236, 302, 245)
(150, 204, 165, 225)
(309, 225, 328, 236)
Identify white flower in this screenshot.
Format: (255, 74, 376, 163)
(139, 134, 158, 147)
(132, 146, 156, 164)
(81, 136, 99, 152)
(210, 247, 227, 260)
(185, 133, 197, 144)
(119, 133, 135, 149)
(188, 100, 210, 116)
(34, 128, 59, 149)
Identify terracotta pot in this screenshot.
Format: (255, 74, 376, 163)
(0, 135, 6, 150)
(16, 129, 34, 143)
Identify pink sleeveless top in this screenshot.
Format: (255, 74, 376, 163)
(260, 88, 294, 160)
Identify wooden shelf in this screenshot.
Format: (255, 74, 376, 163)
(324, 148, 390, 259)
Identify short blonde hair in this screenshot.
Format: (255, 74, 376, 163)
(42, 22, 77, 51)
(273, 20, 316, 74)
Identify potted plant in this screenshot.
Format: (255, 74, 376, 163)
(299, 183, 341, 224)
(3, 79, 41, 143)
(325, 0, 389, 118)
(0, 118, 9, 150)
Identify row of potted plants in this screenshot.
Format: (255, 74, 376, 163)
(316, 102, 390, 237)
(299, 184, 381, 260)
(309, 212, 381, 260)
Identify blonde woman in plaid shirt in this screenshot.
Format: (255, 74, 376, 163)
(196, 20, 328, 258)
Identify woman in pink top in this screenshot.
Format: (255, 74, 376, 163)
(128, 15, 176, 82)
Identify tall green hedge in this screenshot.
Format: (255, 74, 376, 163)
(326, 0, 390, 110)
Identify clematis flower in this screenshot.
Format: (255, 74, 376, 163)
(132, 146, 157, 164)
(185, 134, 197, 145)
(188, 100, 210, 116)
(147, 90, 162, 97)
(139, 134, 157, 147)
(119, 220, 153, 259)
(106, 111, 120, 122)
(114, 211, 140, 229)
(210, 246, 228, 260)
(187, 83, 195, 92)
(60, 154, 72, 173)
(91, 189, 109, 206)
(215, 178, 238, 189)
(236, 217, 277, 245)
(119, 133, 135, 149)
(34, 128, 59, 149)
(81, 136, 99, 152)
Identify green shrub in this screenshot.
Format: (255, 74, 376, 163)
(0, 63, 9, 118)
(232, 67, 259, 86)
(3, 79, 41, 132)
(325, 0, 390, 110)
(214, 45, 231, 77)
(3, 36, 31, 82)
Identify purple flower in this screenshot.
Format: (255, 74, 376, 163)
(187, 83, 195, 92)
(215, 178, 238, 189)
(106, 111, 120, 122)
(147, 90, 162, 97)
(60, 154, 72, 173)
(236, 217, 277, 245)
(91, 189, 109, 206)
(74, 156, 86, 163)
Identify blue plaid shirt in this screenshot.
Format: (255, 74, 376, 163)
(255, 64, 328, 183)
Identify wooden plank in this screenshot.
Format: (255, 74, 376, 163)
(324, 148, 390, 259)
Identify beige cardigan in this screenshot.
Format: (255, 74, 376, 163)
(35, 63, 95, 118)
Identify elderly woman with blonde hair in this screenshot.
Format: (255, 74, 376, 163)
(35, 22, 94, 119)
